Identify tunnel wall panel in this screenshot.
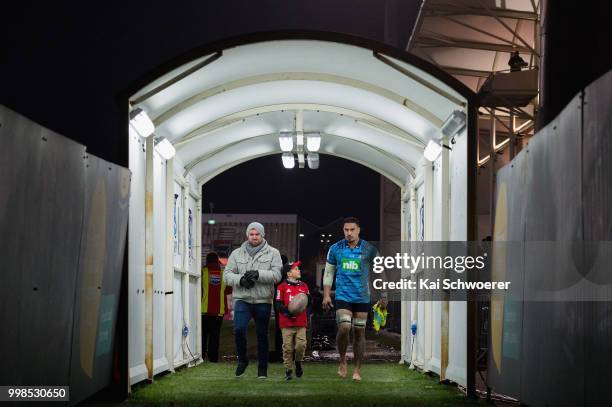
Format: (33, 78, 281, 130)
(69, 151, 130, 403)
(128, 127, 147, 384)
(582, 70, 612, 407)
(0, 106, 129, 405)
(0, 106, 86, 387)
(490, 70, 612, 406)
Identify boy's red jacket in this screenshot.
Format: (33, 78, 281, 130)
(276, 280, 310, 328)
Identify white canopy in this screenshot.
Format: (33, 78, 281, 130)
(130, 35, 472, 186)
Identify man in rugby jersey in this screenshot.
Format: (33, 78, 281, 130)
(322, 217, 387, 381)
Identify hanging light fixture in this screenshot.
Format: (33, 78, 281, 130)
(278, 132, 293, 152)
(281, 153, 295, 169)
(129, 107, 155, 138)
(307, 153, 319, 169)
(306, 132, 321, 152)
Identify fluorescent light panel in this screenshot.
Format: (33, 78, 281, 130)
(307, 153, 319, 169)
(278, 132, 293, 152)
(282, 153, 295, 169)
(306, 132, 321, 152)
(154, 137, 176, 160)
(129, 107, 155, 138)
(423, 140, 442, 162)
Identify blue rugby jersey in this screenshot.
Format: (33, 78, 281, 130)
(326, 239, 378, 303)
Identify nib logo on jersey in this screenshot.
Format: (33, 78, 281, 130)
(341, 258, 361, 271)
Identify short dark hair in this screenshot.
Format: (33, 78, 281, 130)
(343, 217, 360, 227)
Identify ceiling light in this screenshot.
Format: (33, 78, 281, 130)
(307, 153, 319, 169)
(129, 107, 155, 138)
(306, 132, 321, 152)
(282, 153, 295, 169)
(154, 136, 176, 160)
(423, 140, 442, 162)
(441, 110, 467, 137)
(278, 132, 293, 152)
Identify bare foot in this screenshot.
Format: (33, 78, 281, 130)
(337, 361, 348, 378)
(352, 370, 362, 381)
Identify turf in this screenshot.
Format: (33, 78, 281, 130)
(126, 362, 485, 407)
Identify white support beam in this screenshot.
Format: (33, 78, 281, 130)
(184, 132, 416, 178)
(174, 104, 426, 148)
(195, 196, 202, 362)
(182, 184, 190, 363)
(152, 72, 444, 128)
(197, 150, 407, 187)
(164, 157, 175, 373)
(144, 136, 154, 381)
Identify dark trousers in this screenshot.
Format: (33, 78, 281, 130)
(233, 300, 271, 370)
(201, 315, 223, 362)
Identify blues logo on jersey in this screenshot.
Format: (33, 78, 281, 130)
(326, 239, 378, 303)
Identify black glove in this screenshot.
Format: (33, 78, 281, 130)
(240, 275, 255, 288)
(244, 269, 259, 281)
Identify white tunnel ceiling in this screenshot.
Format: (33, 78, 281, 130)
(130, 39, 469, 186)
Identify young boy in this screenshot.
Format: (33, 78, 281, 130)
(275, 261, 310, 380)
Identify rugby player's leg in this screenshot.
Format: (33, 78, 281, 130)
(351, 311, 368, 381)
(336, 308, 352, 378)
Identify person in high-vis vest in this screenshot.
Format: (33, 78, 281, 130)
(201, 252, 231, 362)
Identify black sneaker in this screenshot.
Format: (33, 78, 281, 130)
(235, 361, 248, 377)
(285, 369, 293, 380)
(295, 362, 303, 378)
(257, 367, 268, 379)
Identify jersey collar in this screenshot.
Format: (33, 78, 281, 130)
(343, 238, 362, 249)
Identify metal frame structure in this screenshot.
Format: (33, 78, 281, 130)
(407, 1, 542, 397)
(122, 30, 478, 395)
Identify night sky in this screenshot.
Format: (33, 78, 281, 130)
(3, 1, 421, 241)
(202, 154, 382, 239)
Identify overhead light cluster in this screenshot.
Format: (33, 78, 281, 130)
(278, 131, 321, 169)
(129, 107, 176, 159)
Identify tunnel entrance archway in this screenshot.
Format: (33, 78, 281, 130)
(125, 30, 477, 392)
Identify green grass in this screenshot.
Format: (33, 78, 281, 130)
(126, 362, 485, 407)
